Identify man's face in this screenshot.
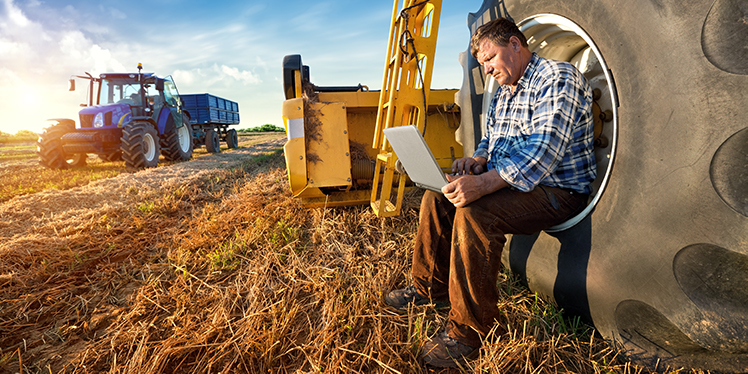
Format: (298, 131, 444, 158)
(476, 37, 523, 87)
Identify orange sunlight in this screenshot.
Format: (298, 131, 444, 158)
(1, 84, 83, 135)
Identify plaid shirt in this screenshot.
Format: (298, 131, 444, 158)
(473, 53, 597, 194)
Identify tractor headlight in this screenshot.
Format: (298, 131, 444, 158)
(93, 112, 104, 128)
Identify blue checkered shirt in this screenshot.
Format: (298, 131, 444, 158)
(473, 53, 597, 194)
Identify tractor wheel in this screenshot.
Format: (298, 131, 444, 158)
(205, 128, 221, 153)
(226, 128, 239, 149)
(121, 122, 160, 168)
(37, 121, 85, 169)
(466, 0, 748, 371)
(161, 119, 194, 161)
(98, 151, 122, 162)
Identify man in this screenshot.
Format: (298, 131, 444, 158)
(385, 18, 597, 368)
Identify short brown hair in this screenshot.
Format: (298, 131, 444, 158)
(470, 18, 528, 58)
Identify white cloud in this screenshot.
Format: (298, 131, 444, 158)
(58, 30, 88, 60)
(0, 0, 129, 134)
(3, 0, 29, 27)
(172, 69, 196, 86)
(173, 64, 261, 91)
(0, 38, 31, 60)
(220, 65, 261, 85)
(54, 30, 126, 75)
(0, 67, 23, 86)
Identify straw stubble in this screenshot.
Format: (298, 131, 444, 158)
(0, 139, 662, 373)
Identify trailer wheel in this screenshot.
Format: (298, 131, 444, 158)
(121, 122, 160, 168)
(37, 121, 84, 169)
(161, 118, 194, 161)
(226, 129, 239, 149)
(478, 0, 748, 371)
(205, 128, 221, 153)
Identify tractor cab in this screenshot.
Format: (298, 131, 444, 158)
(90, 72, 185, 132)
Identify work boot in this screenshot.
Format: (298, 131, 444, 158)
(384, 285, 448, 311)
(420, 330, 480, 368)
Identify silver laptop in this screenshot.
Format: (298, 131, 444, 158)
(383, 125, 449, 193)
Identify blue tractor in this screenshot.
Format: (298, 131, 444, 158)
(37, 64, 193, 169)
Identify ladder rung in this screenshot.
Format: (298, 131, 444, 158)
(372, 199, 397, 213)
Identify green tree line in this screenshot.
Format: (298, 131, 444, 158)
(0, 130, 39, 143)
(238, 124, 284, 133)
(0, 125, 285, 144)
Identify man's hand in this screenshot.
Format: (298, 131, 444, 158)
(442, 168, 509, 208)
(451, 156, 487, 176)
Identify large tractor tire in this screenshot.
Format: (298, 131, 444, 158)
(161, 118, 194, 161)
(205, 128, 221, 153)
(226, 128, 239, 149)
(458, 0, 748, 371)
(121, 122, 160, 168)
(98, 151, 122, 162)
(36, 121, 87, 169)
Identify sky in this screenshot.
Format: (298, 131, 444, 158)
(0, 0, 480, 134)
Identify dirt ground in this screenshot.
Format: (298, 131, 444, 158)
(0, 134, 290, 373)
(0, 134, 284, 242)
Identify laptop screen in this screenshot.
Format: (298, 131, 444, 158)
(383, 125, 448, 193)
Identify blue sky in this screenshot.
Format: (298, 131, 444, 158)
(0, 0, 480, 134)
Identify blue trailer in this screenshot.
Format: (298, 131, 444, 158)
(181, 93, 240, 153)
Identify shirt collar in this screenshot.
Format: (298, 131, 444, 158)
(514, 52, 540, 92)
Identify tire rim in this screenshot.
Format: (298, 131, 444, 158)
(178, 125, 190, 152)
(66, 153, 84, 166)
(515, 14, 619, 232)
(143, 132, 156, 161)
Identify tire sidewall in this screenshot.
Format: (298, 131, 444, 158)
(142, 127, 158, 166)
(227, 129, 238, 149)
(177, 122, 193, 156)
(122, 122, 160, 168)
(205, 129, 221, 153)
(501, 0, 748, 362)
(37, 121, 75, 169)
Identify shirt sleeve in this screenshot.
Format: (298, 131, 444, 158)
(496, 71, 589, 192)
(473, 136, 490, 160)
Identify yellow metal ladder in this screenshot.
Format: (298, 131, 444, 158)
(370, 0, 442, 217)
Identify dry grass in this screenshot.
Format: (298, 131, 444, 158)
(0, 133, 280, 203)
(0, 138, 690, 373)
(0, 143, 38, 162)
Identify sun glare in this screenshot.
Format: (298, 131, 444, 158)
(20, 89, 36, 108)
(1, 87, 80, 135)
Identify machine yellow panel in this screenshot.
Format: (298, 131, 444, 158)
(305, 102, 352, 190)
(317, 91, 380, 108)
(282, 98, 308, 196)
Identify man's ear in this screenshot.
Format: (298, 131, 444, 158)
(511, 36, 521, 52)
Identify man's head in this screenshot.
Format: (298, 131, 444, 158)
(470, 18, 528, 57)
(471, 18, 531, 88)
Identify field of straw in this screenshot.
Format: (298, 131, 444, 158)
(0, 136, 689, 373)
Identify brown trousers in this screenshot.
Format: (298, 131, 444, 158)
(412, 185, 588, 347)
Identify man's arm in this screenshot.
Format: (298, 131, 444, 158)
(494, 67, 592, 192)
(442, 168, 509, 208)
(442, 156, 509, 208)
